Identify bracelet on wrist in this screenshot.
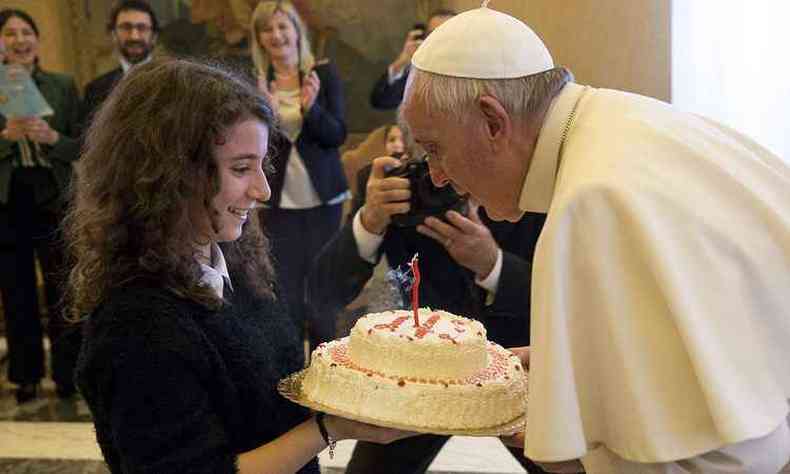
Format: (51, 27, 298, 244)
(315, 412, 337, 459)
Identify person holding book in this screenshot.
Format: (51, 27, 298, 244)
(0, 8, 81, 404)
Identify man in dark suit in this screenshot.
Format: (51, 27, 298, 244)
(369, 9, 455, 110)
(308, 155, 549, 474)
(80, 1, 159, 128)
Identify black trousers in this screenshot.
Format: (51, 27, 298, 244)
(0, 169, 80, 388)
(260, 204, 342, 350)
(347, 435, 550, 474)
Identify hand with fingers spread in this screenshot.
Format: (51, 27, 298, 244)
(360, 156, 412, 235)
(416, 201, 499, 279)
(300, 70, 321, 112)
(257, 74, 279, 115)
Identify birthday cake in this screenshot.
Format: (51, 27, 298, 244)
(300, 308, 526, 430)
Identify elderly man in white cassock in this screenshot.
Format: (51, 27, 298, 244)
(401, 2, 790, 473)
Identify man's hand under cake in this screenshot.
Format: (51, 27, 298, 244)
(417, 201, 499, 279)
(508, 346, 530, 370)
(360, 156, 411, 235)
(323, 414, 415, 444)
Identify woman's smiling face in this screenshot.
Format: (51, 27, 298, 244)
(1, 15, 39, 68)
(258, 10, 299, 62)
(206, 119, 272, 243)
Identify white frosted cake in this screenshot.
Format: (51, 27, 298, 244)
(300, 308, 526, 430)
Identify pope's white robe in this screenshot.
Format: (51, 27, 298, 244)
(520, 84, 790, 465)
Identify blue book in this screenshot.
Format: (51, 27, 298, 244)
(0, 64, 53, 118)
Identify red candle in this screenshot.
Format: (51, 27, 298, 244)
(408, 254, 421, 327)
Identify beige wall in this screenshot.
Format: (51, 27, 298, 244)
(444, 0, 671, 101)
(0, 0, 77, 76)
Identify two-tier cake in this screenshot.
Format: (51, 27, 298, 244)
(300, 308, 526, 430)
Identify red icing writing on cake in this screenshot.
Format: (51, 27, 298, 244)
(414, 314, 441, 339)
(374, 315, 410, 332)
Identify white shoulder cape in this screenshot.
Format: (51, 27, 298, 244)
(524, 88, 790, 463)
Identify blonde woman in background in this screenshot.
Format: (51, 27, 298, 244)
(251, 1, 349, 349)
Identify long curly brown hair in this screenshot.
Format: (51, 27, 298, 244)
(65, 57, 277, 319)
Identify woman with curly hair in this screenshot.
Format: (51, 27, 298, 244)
(68, 58, 409, 473)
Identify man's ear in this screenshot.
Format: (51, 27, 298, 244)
(478, 95, 511, 147)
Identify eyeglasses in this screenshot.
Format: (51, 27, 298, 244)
(115, 23, 152, 34)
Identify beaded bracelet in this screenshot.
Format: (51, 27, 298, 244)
(315, 412, 337, 459)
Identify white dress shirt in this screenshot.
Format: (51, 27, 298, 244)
(197, 243, 232, 299)
(119, 54, 152, 75)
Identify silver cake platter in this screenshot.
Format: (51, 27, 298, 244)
(278, 369, 527, 437)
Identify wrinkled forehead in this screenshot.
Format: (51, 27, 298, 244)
(399, 79, 432, 135)
(398, 100, 435, 145)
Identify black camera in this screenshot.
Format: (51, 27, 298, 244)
(384, 156, 468, 227)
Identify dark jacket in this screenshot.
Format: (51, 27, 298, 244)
(0, 68, 80, 205)
(76, 277, 319, 473)
(308, 164, 547, 348)
(79, 67, 124, 132)
(267, 61, 348, 207)
(369, 67, 408, 110)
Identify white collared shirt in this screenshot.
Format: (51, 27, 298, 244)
(387, 63, 409, 85)
(119, 54, 152, 75)
(198, 243, 233, 299)
(518, 83, 588, 214)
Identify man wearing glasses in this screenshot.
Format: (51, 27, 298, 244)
(80, 1, 159, 128)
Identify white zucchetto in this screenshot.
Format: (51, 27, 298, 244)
(412, 3, 554, 79)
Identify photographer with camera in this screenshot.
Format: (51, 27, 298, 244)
(369, 9, 455, 110)
(307, 125, 549, 474)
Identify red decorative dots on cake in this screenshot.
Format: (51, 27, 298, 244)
(300, 309, 526, 431)
(323, 341, 514, 387)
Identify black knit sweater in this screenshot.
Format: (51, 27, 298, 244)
(75, 280, 319, 473)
